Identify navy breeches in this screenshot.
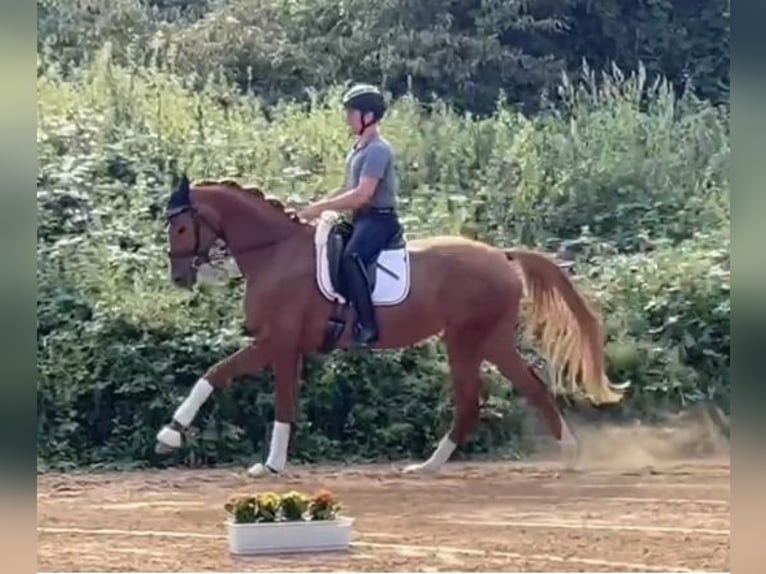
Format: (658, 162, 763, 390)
(342, 210, 401, 265)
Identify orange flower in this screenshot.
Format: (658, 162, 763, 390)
(313, 490, 336, 505)
(309, 489, 340, 521)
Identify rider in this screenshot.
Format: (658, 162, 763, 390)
(298, 83, 402, 348)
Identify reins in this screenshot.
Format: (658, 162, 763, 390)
(166, 204, 294, 271)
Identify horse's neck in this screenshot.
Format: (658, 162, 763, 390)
(199, 188, 303, 269)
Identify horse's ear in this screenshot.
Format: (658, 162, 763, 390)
(178, 173, 191, 203)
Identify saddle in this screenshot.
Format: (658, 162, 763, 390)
(325, 218, 407, 300)
(314, 211, 411, 352)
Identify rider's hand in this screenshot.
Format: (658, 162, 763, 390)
(297, 204, 323, 222)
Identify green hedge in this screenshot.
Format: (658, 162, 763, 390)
(36, 235, 730, 470)
(588, 231, 730, 416)
(36, 51, 729, 469)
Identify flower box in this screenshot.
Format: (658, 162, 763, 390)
(227, 515, 354, 555)
(224, 489, 353, 555)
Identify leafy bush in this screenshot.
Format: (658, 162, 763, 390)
(585, 229, 730, 415)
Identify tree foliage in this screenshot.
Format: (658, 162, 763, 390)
(37, 0, 729, 114)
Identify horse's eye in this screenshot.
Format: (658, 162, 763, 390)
(177, 226, 186, 235)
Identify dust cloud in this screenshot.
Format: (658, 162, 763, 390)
(565, 403, 730, 470)
(522, 401, 730, 471)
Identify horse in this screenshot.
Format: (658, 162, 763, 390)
(155, 175, 628, 476)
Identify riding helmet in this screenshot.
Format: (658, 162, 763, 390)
(341, 83, 386, 123)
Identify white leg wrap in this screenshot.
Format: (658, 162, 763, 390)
(404, 434, 456, 474)
(426, 434, 457, 468)
(172, 378, 214, 427)
(264, 421, 291, 472)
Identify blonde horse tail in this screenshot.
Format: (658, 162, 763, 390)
(504, 249, 628, 404)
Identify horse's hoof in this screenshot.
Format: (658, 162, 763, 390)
(402, 463, 438, 475)
(155, 426, 181, 454)
(155, 441, 176, 455)
(559, 426, 580, 468)
(247, 463, 279, 478)
(609, 380, 632, 391)
(560, 443, 579, 467)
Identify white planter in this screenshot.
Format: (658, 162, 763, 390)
(226, 516, 354, 555)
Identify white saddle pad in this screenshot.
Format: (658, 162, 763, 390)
(314, 211, 411, 307)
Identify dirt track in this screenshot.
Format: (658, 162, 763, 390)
(37, 454, 729, 572)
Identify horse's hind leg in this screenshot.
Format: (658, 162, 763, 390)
(403, 328, 485, 475)
(483, 324, 579, 460)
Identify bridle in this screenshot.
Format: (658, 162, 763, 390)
(165, 203, 298, 271)
(166, 204, 223, 270)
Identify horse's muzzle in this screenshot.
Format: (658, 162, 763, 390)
(171, 268, 197, 290)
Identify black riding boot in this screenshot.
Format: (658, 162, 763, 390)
(344, 255, 379, 348)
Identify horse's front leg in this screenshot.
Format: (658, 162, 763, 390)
(247, 350, 302, 478)
(155, 342, 270, 453)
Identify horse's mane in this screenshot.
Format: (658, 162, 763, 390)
(194, 178, 302, 224)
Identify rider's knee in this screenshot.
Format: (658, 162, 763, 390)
(342, 247, 362, 266)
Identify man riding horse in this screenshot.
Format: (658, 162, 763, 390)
(155, 82, 627, 476)
(297, 83, 402, 348)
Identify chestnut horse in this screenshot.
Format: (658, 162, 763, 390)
(155, 176, 627, 476)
